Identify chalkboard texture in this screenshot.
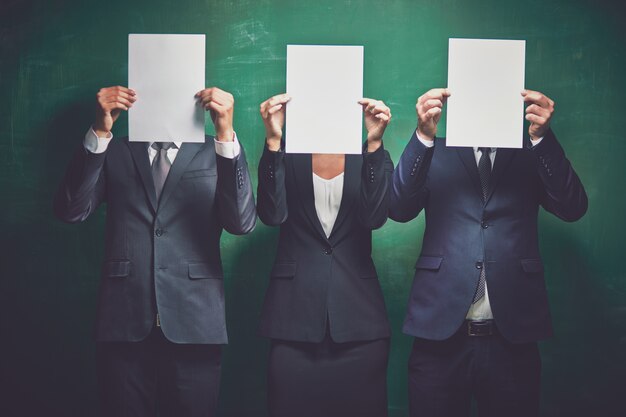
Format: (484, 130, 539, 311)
(1, 0, 625, 416)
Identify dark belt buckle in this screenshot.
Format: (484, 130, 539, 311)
(467, 320, 494, 336)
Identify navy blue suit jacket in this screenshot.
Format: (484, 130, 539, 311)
(390, 130, 587, 343)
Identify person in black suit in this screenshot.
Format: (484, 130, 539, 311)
(390, 88, 588, 417)
(54, 85, 256, 417)
(256, 93, 394, 417)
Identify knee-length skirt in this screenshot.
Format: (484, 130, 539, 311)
(268, 334, 390, 417)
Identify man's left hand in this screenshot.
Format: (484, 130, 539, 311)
(522, 90, 555, 141)
(196, 87, 235, 142)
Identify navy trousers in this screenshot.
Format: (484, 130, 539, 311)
(408, 327, 541, 417)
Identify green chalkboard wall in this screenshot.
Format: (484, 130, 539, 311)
(1, 0, 624, 415)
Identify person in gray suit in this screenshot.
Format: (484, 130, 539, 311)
(54, 85, 256, 417)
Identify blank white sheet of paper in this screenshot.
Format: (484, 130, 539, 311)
(285, 45, 363, 154)
(128, 34, 205, 143)
(446, 38, 526, 148)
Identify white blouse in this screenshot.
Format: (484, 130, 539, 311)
(312, 172, 344, 238)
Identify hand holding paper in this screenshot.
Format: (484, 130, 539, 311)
(93, 86, 136, 137)
(260, 93, 291, 151)
(416, 88, 451, 142)
(195, 87, 235, 142)
(522, 90, 555, 141)
(359, 98, 392, 152)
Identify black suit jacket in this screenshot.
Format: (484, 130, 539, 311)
(257, 145, 393, 343)
(390, 130, 587, 343)
(54, 136, 256, 344)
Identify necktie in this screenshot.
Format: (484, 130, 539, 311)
(151, 142, 175, 201)
(473, 147, 492, 303)
(478, 147, 491, 200)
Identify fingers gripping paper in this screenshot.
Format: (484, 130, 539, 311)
(285, 45, 363, 154)
(129, 34, 206, 143)
(446, 38, 526, 149)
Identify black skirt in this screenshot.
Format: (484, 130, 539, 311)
(268, 334, 390, 417)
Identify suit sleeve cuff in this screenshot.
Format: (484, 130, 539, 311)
(363, 141, 385, 161)
(214, 132, 241, 159)
(84, 128, 112, 154)
(530, 136, 544, 147)
(415, 129, 435, 148)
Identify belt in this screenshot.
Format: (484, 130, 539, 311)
(461, 320, 497, 336)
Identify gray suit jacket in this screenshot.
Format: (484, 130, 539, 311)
(54, 136, 256, 344)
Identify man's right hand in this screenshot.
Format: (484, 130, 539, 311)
(93, 86, 136, 137)
(260, 93, 291, 152)
(416, 88, 450, 142)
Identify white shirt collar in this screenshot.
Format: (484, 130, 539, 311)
(148, 141, 183, 149)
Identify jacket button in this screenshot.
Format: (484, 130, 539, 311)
(475, 262, 483, 269)
(155, 229, 163, 237)
(324, 247, 333, 255)
(481, 221, 489, 229)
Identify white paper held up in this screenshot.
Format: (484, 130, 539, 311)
(446, 38, 526, 149)
(285, 45, 363, 154)
(129, 34, 205, 143)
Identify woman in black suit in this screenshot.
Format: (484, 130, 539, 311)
(257, 93, 394, 417)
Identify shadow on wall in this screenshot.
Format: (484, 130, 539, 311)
(217, 223, 279, 417)
(2, 98, 105, 417)
(538, 214, 625, 417)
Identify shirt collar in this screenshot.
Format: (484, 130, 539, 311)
(148, 141, 183, 149)
(473, 147, 497, 154)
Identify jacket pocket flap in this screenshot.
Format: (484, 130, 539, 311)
(188, 263, 222, 279)
(271, 262, 297, 279)
(182, 169, 217, 179)
(415, 256, 444, 270)
(521, 259, 543, 273)
(104, 260, 131, 278)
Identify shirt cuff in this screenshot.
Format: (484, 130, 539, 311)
(84, 128, 112, 154)
(214, 132, 241, 159)
(530, 136, 544, 147)
(415, 129, 435, 148)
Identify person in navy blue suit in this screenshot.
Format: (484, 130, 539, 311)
(390, 88, 587, 417)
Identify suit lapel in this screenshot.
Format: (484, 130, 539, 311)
(485, 148, 515, 204)
(158, 142, 204, 210)
(127, 140, 157, 213)
(292, 153, 330, 242)
(456, 147, 483, 201)
(328, 154, 360, 240)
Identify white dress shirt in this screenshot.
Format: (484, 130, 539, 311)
(312, 173, 345, 238)
(83, 128, 241, 161)
(415, 130, 543, 320)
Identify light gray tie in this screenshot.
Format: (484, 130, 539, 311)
(151, 142, 175, 201)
